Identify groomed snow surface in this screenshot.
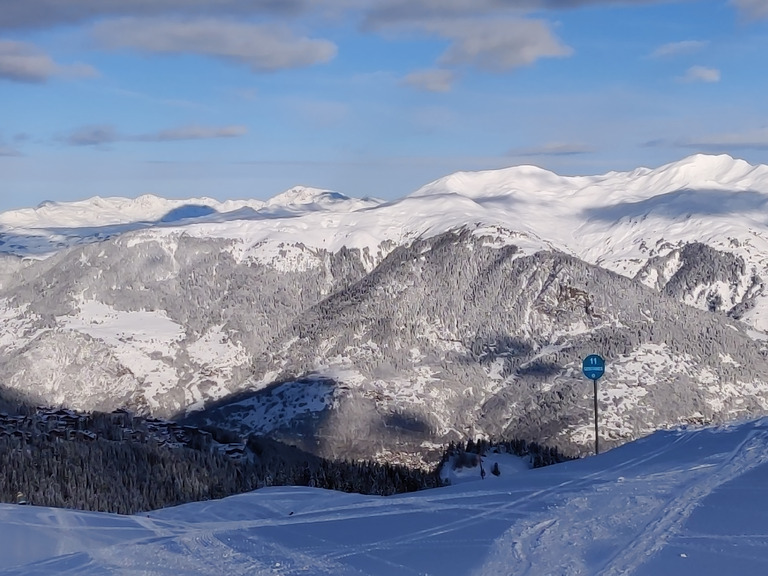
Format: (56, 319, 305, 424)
(4, 418, 768, 575)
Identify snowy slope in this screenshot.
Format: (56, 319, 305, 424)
(3, 417, 768, 575)
(3, 154, 767, 320)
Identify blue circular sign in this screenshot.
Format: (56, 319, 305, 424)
(582, 354, 605, 380)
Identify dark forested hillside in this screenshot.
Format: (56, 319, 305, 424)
(0, 408, 442, 514)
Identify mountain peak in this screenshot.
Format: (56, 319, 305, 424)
(651, 153, 760, 187)
(411, 164, 566, 199)
(266, 187, 349, 207)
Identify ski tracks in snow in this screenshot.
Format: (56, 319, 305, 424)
(597, 427, 768, 576)
(477, 422, 768, 576)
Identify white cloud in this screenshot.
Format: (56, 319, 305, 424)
(679, 65, 720, 83)
(433, 19, 573, 72)
(360, 3, 573, 73)
(64, 124, 248, 146)
(730, 0, 768, 19)
(402, 69, 456, 92)
(0, 39, 97, 83)
(651, 40, 708, 58)
(91, 18, 337, 72)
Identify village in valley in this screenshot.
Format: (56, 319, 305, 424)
(0, 407, 247, 460)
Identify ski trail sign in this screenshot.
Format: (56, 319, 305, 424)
(582, 354, 605, 380)
(582, 354, 605, 455)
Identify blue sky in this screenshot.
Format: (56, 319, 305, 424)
(1, 0, 767, 212)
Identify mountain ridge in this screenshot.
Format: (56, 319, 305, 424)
(2, 153, 768, 464)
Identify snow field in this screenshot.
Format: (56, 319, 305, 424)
(4, 418, 768, 574)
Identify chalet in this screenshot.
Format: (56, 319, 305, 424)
(186, 428, 213, 450)
(77, 430, 97, 441)
(63, 414, 81, 426)
(109, 409, 133, 427)
(224, 444, 247, 459)
(173, 429, 190, 444)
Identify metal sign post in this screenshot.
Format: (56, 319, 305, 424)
(582, 354, 605, 455)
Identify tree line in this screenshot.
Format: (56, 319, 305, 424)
(0, 407, 574, 514)
(0, 422, 442, 514)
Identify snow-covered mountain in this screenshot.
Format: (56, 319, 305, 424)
(3, 416, 768, 575)
(2, 154, 768, 462)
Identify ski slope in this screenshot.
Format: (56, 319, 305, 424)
(3, 418, 768, 575)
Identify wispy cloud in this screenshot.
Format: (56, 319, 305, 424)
(362, 0, 517, 27)
(363, 0, 679, 28)
(107, 87, 210, 111)
(0, 131, 26, 156)
(643, 128, 768, 151)
(730, 0, 768, 19)
(63, 124, 249, 146)
(0, 132, 29, 158)
(231, 87, 259, 101)
(138, 125, 248, 141)
(64, 125, 119, 146)
(651, 40, 708, 58)
(402, 69, 456, 92)
(0, 39, 97, 83)
(0, 145, 22, 157)
(679, 129, 768, 151)
(0, 0, 308, 30)
(91, 18, 336, 72)
(679, 65, 720, 83)
(510, 142, 594, 156)
(291, 100, 349, 128)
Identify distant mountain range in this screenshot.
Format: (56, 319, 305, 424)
(2, 153, 768, 465)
